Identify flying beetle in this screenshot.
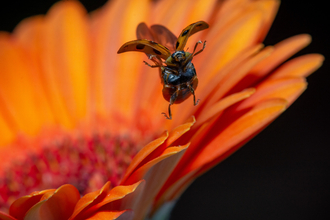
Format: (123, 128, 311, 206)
(117, 21, 209, 119)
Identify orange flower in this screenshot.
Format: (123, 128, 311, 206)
(0, 0, 323, 219)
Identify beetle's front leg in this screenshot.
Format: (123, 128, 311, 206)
(192, 40, 206, 57)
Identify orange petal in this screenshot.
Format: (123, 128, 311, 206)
(270, 54, 325, 79)
(188, 99, 287, 174)
(70, 182, 111, 220)
(175, 0, 218, 51)
(123, 144, 189, 220)
(23, 184, 80, 220)
(0, 33, 42, 136)
(196, 88, 256, 127)
(236, 77, 307, 111)
(114, 0, 150, 120)
(13, 16, 56, 128)
(139, 118, 195, 172)
(85, 210, 133, 220)
(165, 116, 195, 146)
(120, 131, 168, 184)
(160, 99, 287, 204)
(200, 3, 266, 82)
(89, 0, 134, 117)
(124, 144, 189, 185)
(255, 0, 280, 42)
(204, 46, 273, 109)
(76, 181, 145, 219)
(249, 34, 312, 79)
(186, 0, 218, 23)
(0, 114, 14, 146)
(151, 0, 195, 33)
(121, 117, 195, 183)
(154, 169, 196, 211)
(42, 0, 90, 128)
(9, 189, 56, 220)
(0, 211, 16, 220)
(175, 44, 264, 127)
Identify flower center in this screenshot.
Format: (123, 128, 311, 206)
(0, 133, 141, 211)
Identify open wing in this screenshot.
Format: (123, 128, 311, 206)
(117, 39, 171, 60)
(136, 22, 177, 53)
(150, 25, 177, 53)
(136, 23, 155, 41)
(175, 21, 209, 51)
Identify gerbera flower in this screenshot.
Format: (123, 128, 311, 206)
(0, 0, 324, 219)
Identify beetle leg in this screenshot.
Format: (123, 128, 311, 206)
(192, 40, 206, 57)
(182, 41, 206, 66)
(192, 40, 202, 54)
(162, 90, 178, 120)
(143, 61, 161, 68)
(144, 55, 164, 68)
(189, 85, 200, 106)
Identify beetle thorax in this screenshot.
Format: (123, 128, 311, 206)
(171, 51, 186, 62)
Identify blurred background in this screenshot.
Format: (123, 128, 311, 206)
(0, 1, 329, 219)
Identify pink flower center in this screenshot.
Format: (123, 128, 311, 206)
(0, 133, 141, 211)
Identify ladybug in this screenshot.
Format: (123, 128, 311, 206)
(117, 21, 209, 119)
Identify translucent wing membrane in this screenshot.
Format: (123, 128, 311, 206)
(150, 25, 177, 53)
(136, 23, 155, 41)
(136, 23, 177, 53)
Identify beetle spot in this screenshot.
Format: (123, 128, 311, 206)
(182, 29, 189, 36)
(176, 42, 180, 49)
(136, 44, 145, 50)
(153, 49, 162, 55)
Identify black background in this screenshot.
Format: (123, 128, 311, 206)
(0, 1, 329, 219)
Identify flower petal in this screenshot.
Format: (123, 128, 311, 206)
(255, 0, 280, 42)
(199, 3, 266, 81)
(0, 115, 14, 146)
(204, 46, 273, 109)
(69, 182, 111, 220)
(120, 131, 168, 184)
(121, 117, 195, 184)
(235, 77, 307, 110)
(85, 210, 133, 220)
(9, 189, 56, 220)
(0, 211, 16, 220)
(123, 144, 189, 220)
(189, 98, 287, 175)
(0, 33, 42, 136)
(41, 0, 90, 128)
(196, 88, 256, 127)
(23, 184, 80, 220)
(270, 54, 324, 79)
(124, 144, 189, 185)
(249, 34, 312, 79)
(175, 43, 264, 126)
(160, 99, 287, 202)
(13, 16, 56, 129)
(71, 181, 144, 220)
(114, 0, 151, 120)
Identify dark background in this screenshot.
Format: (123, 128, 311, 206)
(0, 1, 329, 219)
